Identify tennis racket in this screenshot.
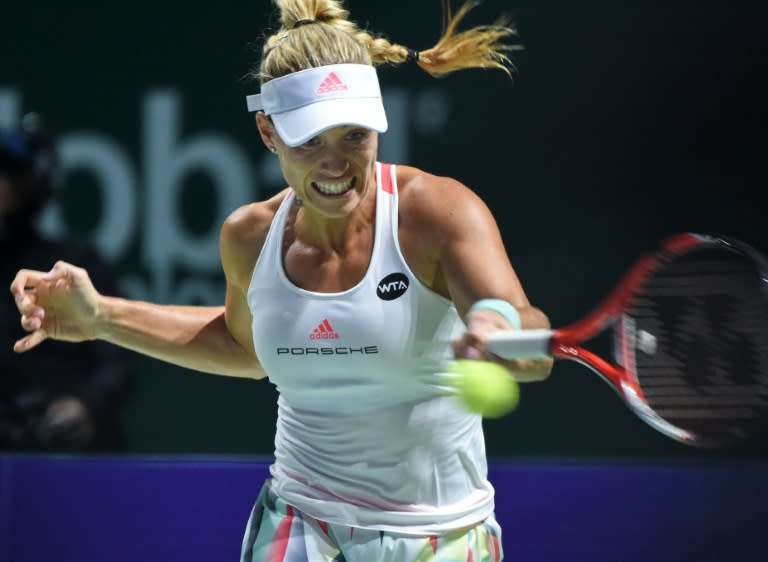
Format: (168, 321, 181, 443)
(486, 233, 768, 447)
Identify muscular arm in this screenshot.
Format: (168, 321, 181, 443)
(434, 185, 548, 326)
(96, 299, 260, 378)
(398, 167, 552, 381)
(95, 197, 277, 379)
(10, 202, 273, 379)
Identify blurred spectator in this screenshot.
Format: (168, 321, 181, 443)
(1, 113, 133, 452)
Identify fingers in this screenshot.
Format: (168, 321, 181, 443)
(14, 329, 49, 353)
(10, 263, 66, 354)
(20, 306, 45, 330)
(12, 274, 46, 328)
(9, 261, 75, 298)
(453, 332, 488, 360)
(43, 260, 79, 283)
(17, 294, 49, 352)
(453, 331, 533, 371)
(10, 260, 77, 316)
(10, 268, 48, 299)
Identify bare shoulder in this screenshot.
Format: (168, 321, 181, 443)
(395, 165, 493, 235)
(394, 165, 499, 294)
(222, 190, 286, 246)
(220, 189, 289, 287)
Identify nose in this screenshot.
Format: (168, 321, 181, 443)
(319, 146, 349, 177)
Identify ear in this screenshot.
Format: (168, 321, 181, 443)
(255, 112, 278, 152)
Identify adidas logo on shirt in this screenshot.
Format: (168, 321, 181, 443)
(316, 72, 349, 94)
(310, 319, 340, 340)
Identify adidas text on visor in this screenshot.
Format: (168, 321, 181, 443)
(246, 64, 388, 147)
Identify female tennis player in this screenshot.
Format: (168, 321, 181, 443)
(11, 1, 552, 560)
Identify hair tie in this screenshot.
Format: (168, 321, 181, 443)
(406, 48, 420, 64)
(292, 19, 316, 29)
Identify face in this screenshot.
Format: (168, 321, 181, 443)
(258, 115, 379, 219)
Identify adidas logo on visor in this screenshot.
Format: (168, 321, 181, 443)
(309, 318, 340, 340)
(316, 72, 349, 94)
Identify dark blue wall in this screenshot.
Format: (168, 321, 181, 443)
(2, 454, 767, 562)
(2, 0, 767, 457)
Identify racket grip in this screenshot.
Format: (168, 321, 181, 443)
(485, 329, 554, 359)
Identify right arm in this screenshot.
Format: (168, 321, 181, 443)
(10, 203, 275, 379)
(96, 298, 262, 378)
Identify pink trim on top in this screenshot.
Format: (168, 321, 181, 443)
(380, 162, 393, 194)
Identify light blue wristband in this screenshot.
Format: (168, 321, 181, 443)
(469, 299, 522, 330)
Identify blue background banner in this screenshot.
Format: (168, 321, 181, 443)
(2, 454, 766, 561)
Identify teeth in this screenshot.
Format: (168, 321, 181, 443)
(314, 178, 353, 195)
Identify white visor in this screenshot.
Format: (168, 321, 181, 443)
(246, 63, 388, 147)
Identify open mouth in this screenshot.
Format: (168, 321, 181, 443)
(311, 176, 356, 197)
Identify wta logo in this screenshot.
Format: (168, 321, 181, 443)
(377, 272, 409, 301)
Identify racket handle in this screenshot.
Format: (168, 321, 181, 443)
(485, 329, 554, 359)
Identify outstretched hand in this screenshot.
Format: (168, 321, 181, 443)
(9, 261, 102, 353)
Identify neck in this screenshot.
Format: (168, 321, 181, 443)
(293, 189, 376, 254)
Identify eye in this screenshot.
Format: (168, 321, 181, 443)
(301, 136, 321, 148)
(346, 129, 370, 142)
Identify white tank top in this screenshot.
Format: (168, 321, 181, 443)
(247, 162, 494, 534)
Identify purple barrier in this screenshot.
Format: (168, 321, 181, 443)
(2, 455, 767, 562)
(492, 462, 768, 562)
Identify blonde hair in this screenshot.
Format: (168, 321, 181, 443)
(254, 0, 520, 84)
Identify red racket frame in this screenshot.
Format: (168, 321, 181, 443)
(549, 233, 705, 400)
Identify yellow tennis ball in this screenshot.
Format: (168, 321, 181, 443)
(447, 359, 520, 418)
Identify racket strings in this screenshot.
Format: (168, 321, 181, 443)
(620, 246, 768, 444)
